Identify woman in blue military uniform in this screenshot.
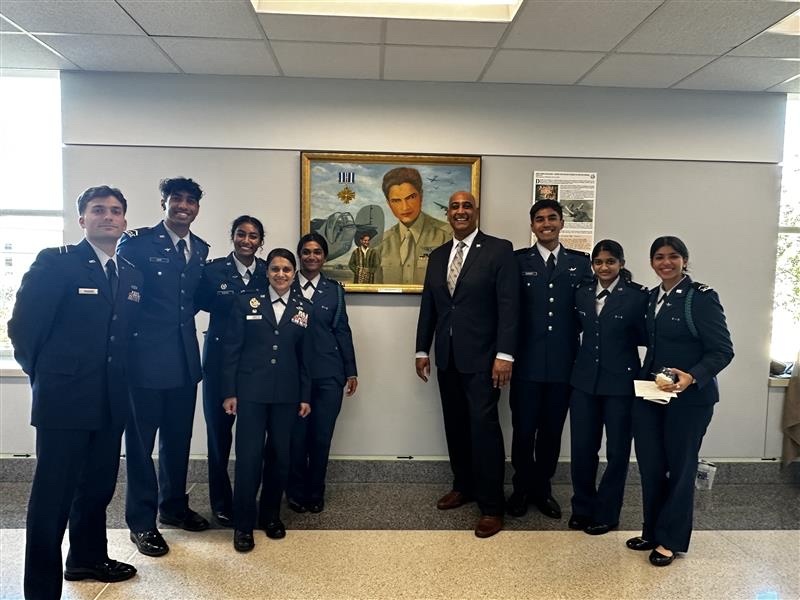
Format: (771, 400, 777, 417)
(221, 248, 312, 553)
(286, 232, 358, 514)
(568, 240, 648, 535)
(627, 236, 733, 566)
(195, 215, 268, 527)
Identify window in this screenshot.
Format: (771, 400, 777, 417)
(0, 72, 63, 368)
(772, 94, 800, 363)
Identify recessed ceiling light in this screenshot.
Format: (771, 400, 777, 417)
(251, 1, 524, 22)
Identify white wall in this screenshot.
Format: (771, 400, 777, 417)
(0, 72, 786, 459)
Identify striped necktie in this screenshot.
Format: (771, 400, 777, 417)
(447, 241, 466, 295)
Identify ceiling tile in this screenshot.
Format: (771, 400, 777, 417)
(729, 32, 800, 58)
(259, 14, 381, 43)
(384, 46, 493, 81)
(0, 0, 144, 35)
(0, 32, 76, 70)
(385, 19, 507, 47)
(0, 16, 21, 32)
(674, 56, 800, 91)
(37, 34, 179, 72)
(768, 76, 800, 93)
(483, 49, 603, 84)
(617, 0, 800, 55)
(155, 37, 279, 76)
(271, 41, 380, 79)
(504, 1, 660, 51)
(118, 0, 262, 39)
(580, 53, 713, 88)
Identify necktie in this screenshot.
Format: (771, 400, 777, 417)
(272, 296, 286, 322)
(176, 239, 187, 266)
(106, 259, 118, 299)
(595, 288, 609, 315)
(596, 289, 610, 300)
(303, 281, 314, 291)
(400, 231, 415, 265)
(272, 297, 286, 305)
(448, 241, 466, 295)
(655, 293, 667, 316)
(302, 280, 315, 299)
(546, 253, 556, 279)
(242, 269, 251, 286)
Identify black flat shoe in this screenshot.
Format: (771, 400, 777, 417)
(308, 500, 324, 514)
(626, 536, 657, 551)
(233, 530, 254, 553)
(649, 548, 676, 567)
(264, 520, 286, 540)
(213, 511, 233, 528)
(129, 530, 169, 557)
(287, 498, 308, 513)
(584, 523, 616, 536)
(534, 496, 562, 519)
(505, 492, 528, 517)
(568, 515, 591, 530)
(64, 559, 137, 583)
(159, 508, 209, 532)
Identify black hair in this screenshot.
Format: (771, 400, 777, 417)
(159, 177, 203, 202)
(297, 232, 329, 258)
(649, 236, 690, 273)
(266, 247, 296, 270)
(530, 199, 563, 220)
(230, 215, 265, 242)
(592, 238, 633, 282)
(382, 167, 423, 199)
(76, 185, 127, 215)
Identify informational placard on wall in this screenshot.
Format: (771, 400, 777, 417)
(532, 171, 597, 252)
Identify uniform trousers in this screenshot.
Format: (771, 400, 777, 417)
(632, 399, 714, 553)
(25, 425, 122, 600)
(202, 372, 235, 515)
(125, 385, 197, 532)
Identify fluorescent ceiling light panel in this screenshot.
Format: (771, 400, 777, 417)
(251, 1, 524, 22)
(768, 9, 800, 36)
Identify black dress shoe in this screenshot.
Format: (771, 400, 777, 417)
(159, 508, 210, 532)
(264, 520, 286, 540)
(64, 559, 137, 583)
(626, 536, 657, 551)
(287, 498, 308, 514)
(584, 523, 616, 536)
(649, 548, 676, 566)
(505, 492, 528, 517)
(130, 530, 169, 557)
(534, 496, 562, 519)
(308, 500, 324, 514)
(568, 515, 591, 530)
(213, 511, 233, 528)
(233, 530, 254, 553)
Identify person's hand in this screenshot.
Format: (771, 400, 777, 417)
(492, 359, 513, 388)
(223, 397, 237, 416)
(415, 357, 430, 383)
(655, 368, 693, 393)
(298, 402, 311, 418)
(345, 377, 358, 396)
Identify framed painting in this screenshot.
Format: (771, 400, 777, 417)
(300, 152, 481, 293)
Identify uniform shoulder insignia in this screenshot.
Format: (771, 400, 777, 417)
(57, 244, 74, 255)
(124, 226, 152, 238)
(205, 256, 226, 264)
(564, 247, 589, 257)
(692, 281, 713, 293)
(193, 234, 211, 248)
(513, 247, 529, 256)
(626, 280, 649, 292)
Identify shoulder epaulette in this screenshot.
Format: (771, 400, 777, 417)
(514, 247, 530, 256)
(692, 281, 713, 293)
(123, 226, 152, 238)
(563, 247, 590, 258)
(626, 280, 649, 293)
(193, 234, 211, 248)
(205, 256, 226, 264)
(57, 244, 75, 255)
(119, 255, 136, 268)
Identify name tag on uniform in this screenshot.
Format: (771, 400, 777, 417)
(246, 314, 263, 320)
(149, 257, 169, 263)
(78, 288, 99, 295)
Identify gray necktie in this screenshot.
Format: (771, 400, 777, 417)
(448, 241, 466, 295)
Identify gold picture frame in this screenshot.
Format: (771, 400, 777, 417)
(301, 151, 481, 294)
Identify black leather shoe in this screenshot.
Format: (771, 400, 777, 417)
(233, 530, 254, 553)
(264, 520, 286, 540)
(568, 515, 591, 530)
(626, 536, 657, 551)
(584, 523, 616, 536)
(308, 500, 324, 513)
(64, 559, 137, 582)
(129, 530, 169, 557)
(159, 508, 210, 532)
(505, 492, 528, 517)
(213, 511, 233, 528)
(287, 498, 308, 514)
(534, 496, 562, 519)
(649, 548, 676, 566)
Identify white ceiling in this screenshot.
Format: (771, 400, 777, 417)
(0, 0, 798, 93)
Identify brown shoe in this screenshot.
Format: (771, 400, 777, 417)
(436, 490, 471, 510)
(475, 515, 503, 538)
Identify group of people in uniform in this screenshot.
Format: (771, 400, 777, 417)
(8, 177, 732, 599)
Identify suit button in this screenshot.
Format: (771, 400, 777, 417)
(549, 297, 554, 303)
(270, 358, 277, 364)
(594, 345, 599, 350)
(547, 325, 553, 331)
(527, 282, 530, 287)
(180, 305, 185, 310)
(133, 332, 138, 337)
(549, 283, 554, 289)
(595, 359, 599, 363)
(157, 271, 162, 276)
(112, 315, 118, 321)
(107, 357, 113, 363)
(548, 311, 553, 316)
(215, 337, 219, 341)
(274, 330, 279, 335)
(181, 290, 185, 294)
(181, 273, 186, 278)
(109, 336, 115, 342)
(272, 345, 278, 350)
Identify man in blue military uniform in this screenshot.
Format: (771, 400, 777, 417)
(507, 199, 593, 519)
(117, 177, 210, 557)
(8, 186, 142, 599)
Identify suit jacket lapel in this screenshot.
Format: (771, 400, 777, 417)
(78, 239, 113, 304)
(552, 246, 570, 281)
(438, 240, 454, 288)
(600, 282, 625, 316)
(455, 231, 484, 289)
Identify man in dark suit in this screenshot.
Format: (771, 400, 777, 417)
(507, 199, 593, 519)
(415, 190, 519, 538)
(8, 186, 142, 599)
(117, 177, 210, 557)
